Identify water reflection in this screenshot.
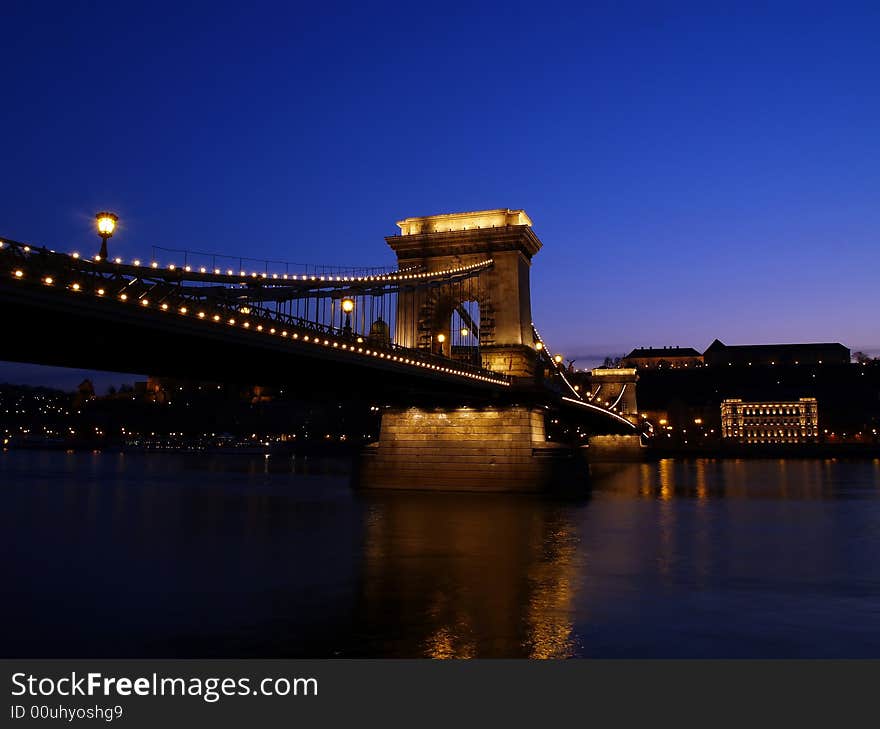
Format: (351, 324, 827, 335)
(590, 458, 880, 500)
(3, 451, 880, 658)
(357, 492, 582, 658)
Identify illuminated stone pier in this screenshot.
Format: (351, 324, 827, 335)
(586, 435, 646, 462)
(358, 406, 580, 492)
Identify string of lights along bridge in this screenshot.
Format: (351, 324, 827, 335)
(0, 209, 635, 427)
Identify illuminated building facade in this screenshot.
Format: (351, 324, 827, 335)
(621, 346, 703, 369)
(721, 398, 819, 443)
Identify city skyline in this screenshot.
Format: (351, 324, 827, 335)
(2, 2, 879, 389)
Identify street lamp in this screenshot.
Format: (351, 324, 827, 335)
(460, 327, 469, 337)
(554, 354, 563, 365)
(95, 212, 118, 261)
(341, 297, 355, 336)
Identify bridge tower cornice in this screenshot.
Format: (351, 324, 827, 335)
(385, 225, 542, 263)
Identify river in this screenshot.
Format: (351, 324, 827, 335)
(2, 450, 879, 657)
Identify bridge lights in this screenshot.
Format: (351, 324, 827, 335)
(95, 212, 118, 261)
(535, 341, 543, 351)
(341, 297, 355, 335)
(460, 327, 469, 337)
(554, 354, 563, 364)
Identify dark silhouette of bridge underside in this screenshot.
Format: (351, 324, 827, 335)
(1, 282, 504, 401)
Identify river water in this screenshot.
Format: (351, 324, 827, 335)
(2, 450, 879, 658)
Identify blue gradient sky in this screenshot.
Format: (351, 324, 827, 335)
(2, 1, 878, 390)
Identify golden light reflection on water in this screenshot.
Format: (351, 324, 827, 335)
(360, 493, 580, 659)
(659, 459, 673, 501)
(523, 516, 579, 658)
(425, 626, 476, 659)
(591, 458, 880, 501)
(695, 459, 707, 500)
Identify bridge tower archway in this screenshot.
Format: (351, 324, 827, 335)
(386, 209, 543, 378)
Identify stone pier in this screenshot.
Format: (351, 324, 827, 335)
(358, 406, 580, 492)
(586, 434, 646, 462)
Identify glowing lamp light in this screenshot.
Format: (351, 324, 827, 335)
(554, 354, 563, 364)
(535, 342, 544, 351)
(95, 211, 118, 262)
(436, 333, 446, 343)
(460, 327, 469, 337)
(96, 212, 117, 237)
(341, 298, 355, 314)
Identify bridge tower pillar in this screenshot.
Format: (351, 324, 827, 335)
(587, 368, 639, 417)
(386, 209, 542, 378)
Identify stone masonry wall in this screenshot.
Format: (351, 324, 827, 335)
(358, 406, 562, 491)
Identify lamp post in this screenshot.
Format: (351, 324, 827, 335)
(341, 297, 355, 336)
(95, 212, 118, 261)
(436, 332, 446, 356)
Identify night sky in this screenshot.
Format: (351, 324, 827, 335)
(2, 1, 878, 390)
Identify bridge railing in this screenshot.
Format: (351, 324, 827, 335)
(149, 245, 405, 279)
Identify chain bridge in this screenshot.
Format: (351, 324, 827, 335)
(0, 209, 639, 490)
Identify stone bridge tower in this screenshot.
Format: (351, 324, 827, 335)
(386, 209, 542, 378)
